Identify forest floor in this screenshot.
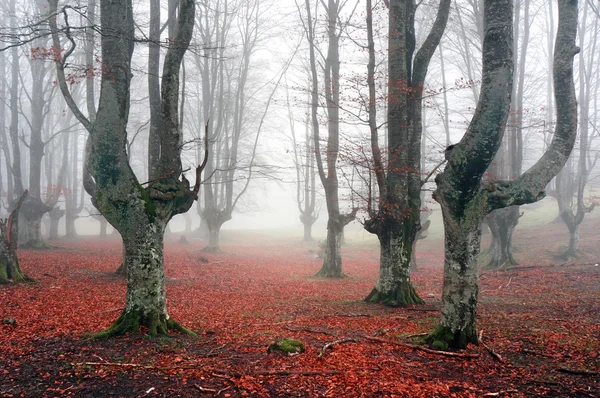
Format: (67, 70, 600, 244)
(1, 219, 599, 397)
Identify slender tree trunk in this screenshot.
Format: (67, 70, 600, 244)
(315, 217, 343, 277)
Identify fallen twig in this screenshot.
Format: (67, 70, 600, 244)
(365, 336, 479, 358)
(404, 332, 429, 339)
(557, 367, 599, 376)
(194, 384, 217, 393)
(253, 370, 342, 376)
(478, 330, 504, 363)
(482, 389, 519, 396)
(285, 326, 338, 337)
(74, 362, 153, 369)
(318, 338, 358, 359)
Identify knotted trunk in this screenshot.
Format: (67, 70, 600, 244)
(366, 221, 424, 306)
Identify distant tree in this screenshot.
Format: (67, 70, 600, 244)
(287, 85, 318, 242)
(429, 0, 579, 349)
(554, 0, 598, 259)
(50, 0, 206, 336)
(301, 0, 358, 277)
(0, 190, 31, 284)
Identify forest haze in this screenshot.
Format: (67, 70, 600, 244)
(0, 0, 599, 396)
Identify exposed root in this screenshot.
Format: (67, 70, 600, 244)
(365, 282, 424, 307)
(314, 267, 345, 278)
(94, 310, 197, 339)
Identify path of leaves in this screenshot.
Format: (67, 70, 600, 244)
(0, 229, 598, 397)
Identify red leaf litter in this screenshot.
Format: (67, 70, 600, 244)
(1, 226, 598, 397)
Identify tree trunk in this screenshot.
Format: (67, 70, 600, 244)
(48, 208, 64, 241)
(428, 204, 481, 349)
(0, 191, 32, 284)
(99, 218, 107, 238)
(480, 207, 519, 269)
(65, 213, 77, 238)
(302, 221, 313, 242)
(367, 222, 424, 306)
(315, 218, 343, 277)
(203, 216, 224, 252)
(96, 222, 191, 337)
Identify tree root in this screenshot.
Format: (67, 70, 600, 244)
(201, 246, 224, 253)
(425, 325, 478, 350)
(365, 283, 424, 307)
(94, 310, 197, 339)
(314, 267, 345, 278)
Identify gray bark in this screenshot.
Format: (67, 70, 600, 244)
(364, 0, 450, 303)
(50, 0, 200, 337)
(431, 0, 579, 349)
(0, 191, 31, 284)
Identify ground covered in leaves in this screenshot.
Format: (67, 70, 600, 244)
(1, 221, 599, 397)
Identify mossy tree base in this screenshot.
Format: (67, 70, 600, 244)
(426, 325, 478, 351)
(94, 310, 197, 339)
(365, 282, 424, 307)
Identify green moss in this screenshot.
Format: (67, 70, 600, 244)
(136, 183, 156, 222)
(267, 338, 305, 354)
(430, 340, 449, 351)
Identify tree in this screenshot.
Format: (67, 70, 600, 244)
(302, 0, 358, 277)
(287, 84, 318, 241)
(429, 0, 579, 349)
(0, 190, 31, 284)
(480, 0, 530, 270)
(555, 0, 598, 259)
(363, 0, 450, 305)
(50, 0, 206, 336)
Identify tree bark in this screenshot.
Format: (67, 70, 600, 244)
(0, 191, 31, 284)
(480, 207, 520, 269)
(366, 223, 424, 306)
(431, 0, 579, 349)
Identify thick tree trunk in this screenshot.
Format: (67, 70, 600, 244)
(203, 217, 224, 252)
(427, 205, 481, 349)
(96, 222, 192, 337)
(21, 198, 52, 248)
(366, 223, 424, 306)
